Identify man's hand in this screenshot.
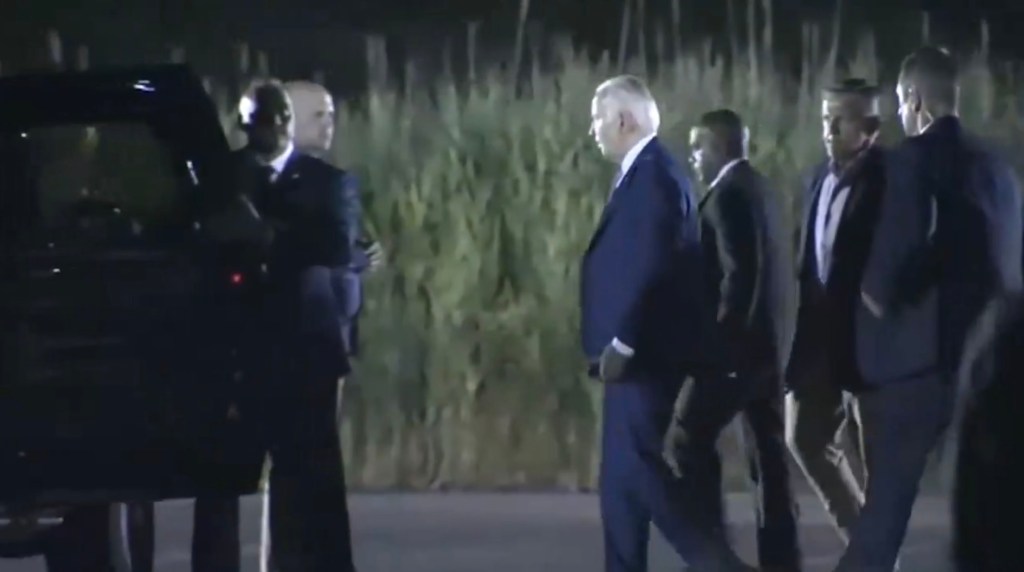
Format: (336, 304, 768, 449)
(364, 240, 386, 272)
(662, 422, 690, 479)
(861, 290, 884, 318)
(599, 343, 630, 383)
(662, 376, 696, 479)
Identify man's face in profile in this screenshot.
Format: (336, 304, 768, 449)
(688, 127, 723, 186)
(288, 84, 335, 155)
(896, 81, 921, 136)
(243, 85, 295, 157)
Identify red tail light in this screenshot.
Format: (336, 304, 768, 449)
(229, 272, 244, 285)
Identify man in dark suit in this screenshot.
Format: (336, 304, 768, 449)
(949, 293, 1024, 570)
(849, 46, 1022, 572)
(581, 75, 753, 572)
(245, 79, 382, 572)
(284, 80, 384, 346)
(784, 79, 886, 550)
(192, 80, 359, 572)
(664, 108, 800, 571)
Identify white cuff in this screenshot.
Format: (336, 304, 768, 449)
(611, 337, 635, 357)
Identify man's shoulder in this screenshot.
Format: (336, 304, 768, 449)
(291, 152, 346, 178)
(728, 161, 771, 194)
(291, 154, 358, 195)
(877, 138, 921, 174)
(961, 132, 1012, 174)
(641, 139, 692, 192)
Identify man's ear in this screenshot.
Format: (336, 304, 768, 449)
(619, 110, 638, 132)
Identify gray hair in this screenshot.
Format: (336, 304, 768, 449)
(595, 75, 661, 133)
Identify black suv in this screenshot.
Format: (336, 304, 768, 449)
(0, 65, 268, 568)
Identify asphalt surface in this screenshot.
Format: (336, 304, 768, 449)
(0, 493, 952, 571)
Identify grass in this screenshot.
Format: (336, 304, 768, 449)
(319, 25, 1022, 490)
(7, 13, 1023, 490)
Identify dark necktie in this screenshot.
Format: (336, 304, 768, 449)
(253, 165, 277, 212)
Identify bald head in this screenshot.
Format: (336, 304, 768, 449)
(284, 80, 336, 155)
(590, 75, 660, 162)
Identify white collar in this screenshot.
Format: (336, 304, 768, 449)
(260, 142, 294, 175)
(708, 158, 745, 189)
(618, 133, 657, 178)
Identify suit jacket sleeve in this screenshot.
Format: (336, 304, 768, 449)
(616, 167, 685, 348)
(351, 246, 371, 272)
(310, 169, 358, 269)
(794, 164, 824, 273)
(860, 143, 929, 312)
(970, 156, 1023, 298)
(706, 183, 758, 330)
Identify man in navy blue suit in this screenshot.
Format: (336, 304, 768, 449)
(848, 46, 1023, 572)
(580, 75, 754, 572)
(192, 80, 360, 572)
(285, 80, 384, 356)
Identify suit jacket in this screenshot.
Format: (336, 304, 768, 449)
(234, 147, 359, 378)
(859, 117, 1023, 384)
(332, 172, 367, 357)
(787, 145, 887, 390)
(698, 160, 795, 376)
(580, 137, 717, 378)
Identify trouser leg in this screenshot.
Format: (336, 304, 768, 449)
(835, 375, 952, 572)
(785, 382, 864, 542)
(744, 380, 802, 570)
(192, 496, 240, 572)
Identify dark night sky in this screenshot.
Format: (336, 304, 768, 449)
(5, 0, 1023, 38)
(2, 0, 1024, 85)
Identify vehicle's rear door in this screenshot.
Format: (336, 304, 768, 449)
(0, 75, 267, 505)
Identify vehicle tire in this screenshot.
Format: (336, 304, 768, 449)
(43, 502, 155, 572)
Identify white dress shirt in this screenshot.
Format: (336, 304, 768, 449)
(259, 142, 294, 182)
(611, 133, 657, 193)
(610, 133, 657, 357)
(813, 171, 852, 283)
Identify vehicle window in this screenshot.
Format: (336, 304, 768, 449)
(1, 122, 186, 237)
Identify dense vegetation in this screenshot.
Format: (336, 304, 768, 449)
(6, 16, 1020, 489)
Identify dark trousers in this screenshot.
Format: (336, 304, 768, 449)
(670, 370, 801, 571)
(192, 496, 240, 572)
(952, 356, 1023, 570)
(45, 505, 122, 572)
(260, 375, 350, 571)
(600, 371, 751, 572)
(193, 344, 355, 572)
(786, 379, 866, 543)
(952, 398, 1005, 571)
(834, 373, 953, 572)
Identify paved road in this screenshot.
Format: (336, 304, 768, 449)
(1, 493, 952, 571)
